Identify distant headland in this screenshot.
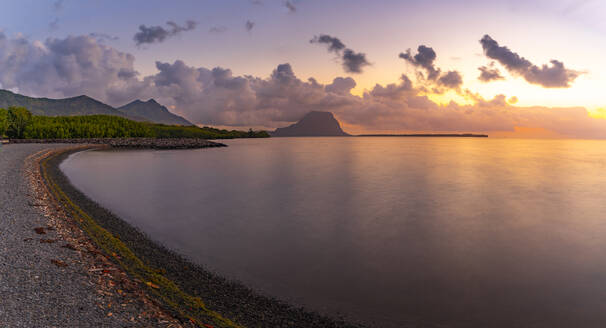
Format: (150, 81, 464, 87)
(271, 111, 487, 138)
(271, 111, 350, 137)
(359, 133, 488, 137)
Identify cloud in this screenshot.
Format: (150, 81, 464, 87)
(49, 0, 63, 31)
(342, 49, 370, 73)
(478, 62, 504, 82)
(399, 45, 462, 90)
(53, 0, 64, 11)
(120, 61, 606, 138)
(325, 77, 356, 94)
(209, 26, 227, 33)
(399, 46, 440, 80)
(311, 34, 370, 74)
(1, 33, 606, 138)
(310, 35, 345, 53)
(49, 18, 60, 31)
(0, 33, 137, 103)
(438, 71, 463, 89)
(245, 20, 255, 32)
(116, 61, 356, 126)
(133, 20, 197, 46)
(89, 33, 119, 42)
(479, 35, 580, 88)
(285, 0, 297, 12)
(366, 75, 413, 99)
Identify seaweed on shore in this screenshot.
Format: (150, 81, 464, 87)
(40, 147, 365, 328)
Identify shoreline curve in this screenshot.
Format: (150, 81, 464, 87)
(40, 145, 365, 328)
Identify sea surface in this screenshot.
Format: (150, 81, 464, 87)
(61, 137, 606, 327)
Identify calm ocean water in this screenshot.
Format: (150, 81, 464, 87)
(61, 137, 606, 327)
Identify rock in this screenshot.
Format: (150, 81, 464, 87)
(7, 138, 226, 150)
(271, 111, 349, 137)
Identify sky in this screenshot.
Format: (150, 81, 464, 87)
(1, 0, 606, 137)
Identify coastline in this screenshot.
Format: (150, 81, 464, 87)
(0, 144, 185, 327)
(38, 145, 365, 328)
(357, 134, 488, 137)
(8, 138, 226, 150)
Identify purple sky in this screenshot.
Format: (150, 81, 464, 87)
(0, 0, 605, 137)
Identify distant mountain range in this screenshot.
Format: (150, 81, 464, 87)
(0, 89, 193, 126)
(271, 111, 349, 137)
(117, 99, 192, 126)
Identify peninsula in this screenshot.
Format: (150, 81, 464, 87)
(270, 111, 488, 138)
(359, 133, 488, 137)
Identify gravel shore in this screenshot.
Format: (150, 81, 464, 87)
(2, 143, 366, 328)
(0, 144, 183, 327)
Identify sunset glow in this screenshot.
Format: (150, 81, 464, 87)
(0, 0, 605, 137)
(6, 2, 606, 328)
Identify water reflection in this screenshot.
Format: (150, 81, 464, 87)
(61, 137, 606, 327)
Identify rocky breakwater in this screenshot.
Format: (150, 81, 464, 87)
(7, 138, 226, 150)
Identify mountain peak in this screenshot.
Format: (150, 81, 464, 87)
(117, 98, 193, 126)
(272, 111, 349, 137)
(69, 95, 106, 104)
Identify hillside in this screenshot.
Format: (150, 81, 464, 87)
(118, 99, 192, 126)
(272, 111, 349, 137)
(0, 89, 193, 126)
(0, 90, 125, 117)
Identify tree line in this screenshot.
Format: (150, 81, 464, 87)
(0, 107, 270, 140)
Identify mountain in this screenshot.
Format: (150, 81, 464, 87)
(271, 111, 349, 137)
(0, 89, 125, 117)
(0, 89, 192, 125)
(118, 99, 193, 126)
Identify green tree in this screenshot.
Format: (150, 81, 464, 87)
(8, 112, 270, 140)
(7, 107, 33, 139)
(0, 108, 8, 138)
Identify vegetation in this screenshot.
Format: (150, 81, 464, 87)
(0, 107, 270, 139)
(151, 123, 270, 139)
(23, 115, 153, 139)
(0, 108, 8, 138)
(7, 107, 33, 139)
